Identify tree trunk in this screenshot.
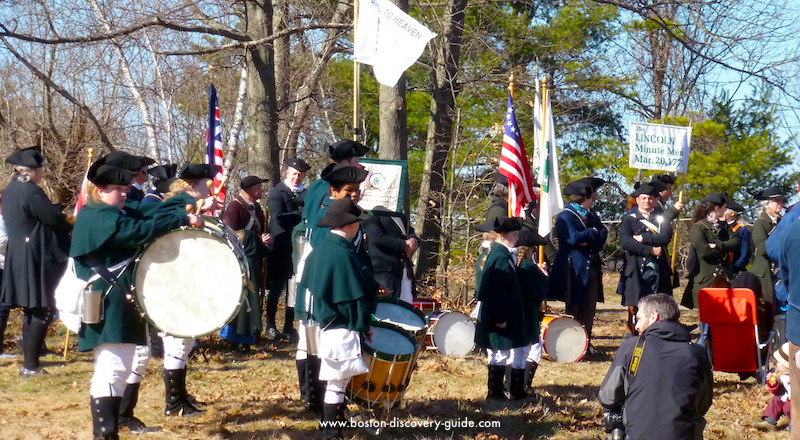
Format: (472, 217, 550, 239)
(245, 0, 280, 189)
(413, 0, 467, 285)
(273, 0, 291, 159)
(379, 0, 409, 213)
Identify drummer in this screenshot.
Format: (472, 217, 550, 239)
(474, 215, 531, 400)
(156, 163, 223, 417)
(301, 198, 374, 440)
(71, 155, 203, 440)
(294, 163, 374, 414)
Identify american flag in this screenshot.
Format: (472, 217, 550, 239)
(499, 92, 536, 217)
(206, 84, 225, 199)
(73, 175, 88, 216)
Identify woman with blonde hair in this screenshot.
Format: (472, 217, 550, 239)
(71, 154, 202, 439)
(1, 147, 72, 376)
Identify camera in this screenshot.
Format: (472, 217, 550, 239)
(603, 412, 625, 440)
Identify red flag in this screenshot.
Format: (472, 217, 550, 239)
(73, 174, 88, 216)
(206, 84, 226, 200)
(499, 92, 536, 217)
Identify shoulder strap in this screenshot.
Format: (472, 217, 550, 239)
(627, 335, 647, 380)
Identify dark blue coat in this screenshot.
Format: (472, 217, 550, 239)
(730, 224, 751, 274)
(548, 204, 607, 303)
(780, 218, 800, 344)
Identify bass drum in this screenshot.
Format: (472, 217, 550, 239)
(133, 218, 249, 338)
(425, 311, 475, 356)
(540, 314, 588, 363)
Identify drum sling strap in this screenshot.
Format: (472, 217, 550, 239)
(81, 254, 138, 298)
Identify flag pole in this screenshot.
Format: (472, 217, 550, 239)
(64, 147, 94, 359)
(670, 173, 685, 276)
(538, 78, 548, 265)
(507, 73, 515, 218)
(352, 0, 360, 142)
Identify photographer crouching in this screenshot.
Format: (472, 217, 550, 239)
(599, 293, 713, 440)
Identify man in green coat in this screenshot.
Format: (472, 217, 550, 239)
(301, 198, 374, 440)
(474, 216, 530, 400)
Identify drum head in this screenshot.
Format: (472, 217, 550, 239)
(374, 299, 426, 333)
(366, 324, 417, 359)
(432, 311, 475, 356)
(134, 228, 245, 337)
(542, 316, 588, 363)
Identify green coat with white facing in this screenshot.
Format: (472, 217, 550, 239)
(475, 242, 528, 350)
(70, 193, 194, 352)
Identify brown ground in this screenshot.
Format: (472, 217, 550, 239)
(0, 285, 788, 440)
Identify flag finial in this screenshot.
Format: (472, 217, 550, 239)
(508, 73, 515, 99)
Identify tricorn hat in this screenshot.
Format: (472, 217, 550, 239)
(317, 198, 370, 228)
(726, 200, 745, 213)
(631, 184, 659, 198)
(327, 139, 369, 161)
(563, 180, 594, 197)
(580, 177, 605, 192)
(474, 216, 523, 233)
(178, 164, 221, 181)
(321, 164, 369, 186)
(103, 150, 155, 172)
(702, 191, 727, 206)
(652, 174, 677, 186)
(87, 163, 136, 186)
(753, 187, 784, 201)
(284, 157, 311, 173)
(148, 164, 178, 183)
(6, 146, 45, 168)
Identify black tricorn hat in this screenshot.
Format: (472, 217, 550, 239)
(317, 198, 370, 228)
(6, 146, 45, 168)
(321, 164, 369, 186)
(726, 200, 745, 213)
(103, 150, 155, 172)
(631, 184, 659, 198)
(178, 164, 221, 180)
(702, 191, 727, 206)
(148, 164, 178, 182)
(648, 178, 669, 194)
(474, 216, 523, 233)
(284, 157, 311, 173)
(492, 172, 508, 186)
(580, 177, 605, 192)
(327, 139, 369, 161)
(653, 174, 677, 186)
(563, 180, 594, 197)
(241, 175, 269, 189)
(753, 186, 784, 201)
(87, 163, 136, 186)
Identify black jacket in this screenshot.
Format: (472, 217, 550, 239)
(362, 210, 417, 297)
(599, 320, 713, 440)
(1, 178, 72, 308)
(267, 181, 306, 281)
(618, 209, 674, 306)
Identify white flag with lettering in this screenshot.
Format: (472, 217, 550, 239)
(354, 0, 436, 86)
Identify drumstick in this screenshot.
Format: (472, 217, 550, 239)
(195, 198, 206, 215)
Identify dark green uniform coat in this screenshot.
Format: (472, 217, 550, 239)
(0, 178, 72, 309)
(302, 232, 375, 332)
(751, 212, 779, 305)
(475, 242, 528, 350)
(71, 193, 193, 351)
(518, 259, 546, 345)
(681, 219, 739, 309)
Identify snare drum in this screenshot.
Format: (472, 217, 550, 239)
(412, 297, 441, 317)
(348, 322, 418, 409)
(374, 298, 427, 347)
(133, 218, 249, 338)
(424, 311, 475, 356)
(540, 314, 589, 363)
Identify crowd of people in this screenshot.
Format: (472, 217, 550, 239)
(0, 141, 799, 440)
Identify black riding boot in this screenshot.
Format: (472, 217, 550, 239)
(164, 368, 203, 417)
(486, 365, 507, 400)
(307, 355, 326, 414)
(119, 383, 161, 433)
(322, 402, 345, 440)
(503, 365, 512, 394)
(510, 368, 528, 399)
(283, 307, 296, 337)
(21, 308, 48, 371)
(297, 358, 310, 402)
(524, 360, 539, 392)
(265, 296, 280, 338)
(91, 396, 121, 440)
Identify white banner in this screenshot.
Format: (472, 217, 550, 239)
(354, 0, 436, 87)
(629, 122, 691, 173)
(358, 158, 407, 213)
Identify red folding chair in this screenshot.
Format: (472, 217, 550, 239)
(697, 287, 774, 381)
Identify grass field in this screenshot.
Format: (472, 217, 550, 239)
(0, 288, 788, 440)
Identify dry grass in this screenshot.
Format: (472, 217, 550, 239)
(0, 278, 789, 439)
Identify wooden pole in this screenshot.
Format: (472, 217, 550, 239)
(670, 174, 685, 274)
(507, 73, 515, 218)
(64, 147, 94, 359)
(352, 0, 360, 141)
(538, 79, 548, 265)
